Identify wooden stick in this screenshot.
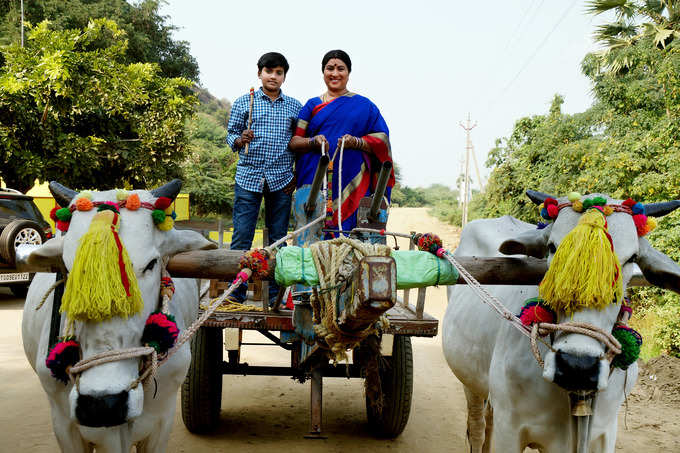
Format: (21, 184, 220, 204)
(244, 87, 254, 155)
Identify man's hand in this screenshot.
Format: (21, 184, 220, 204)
(282, 176, 296, 195)
(235, 129, 254, 149)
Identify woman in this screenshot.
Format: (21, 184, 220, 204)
(289, 49, 394, 235)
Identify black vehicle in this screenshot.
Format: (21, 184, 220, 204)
(0, 189, 53, 297)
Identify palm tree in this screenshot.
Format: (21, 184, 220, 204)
(586, 0, 680, 73)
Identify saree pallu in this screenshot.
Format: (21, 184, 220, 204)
(295, 93, 394, 233)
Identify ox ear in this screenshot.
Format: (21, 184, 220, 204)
(27, 237, 65, 268)
(161, 228, 217, 257)
(636, 237, 680, 294)
(498, 225, 551, 258)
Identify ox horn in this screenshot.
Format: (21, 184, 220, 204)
(151, 179, 182, 201)
(49, 181, 78, 208)
(644, 200, 680, 217)
(526, 190, 555, 205)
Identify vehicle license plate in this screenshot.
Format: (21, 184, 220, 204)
(0, 272, 29, 283)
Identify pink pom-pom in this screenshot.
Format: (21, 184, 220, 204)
(633, 214, 648, 236)
(234, 271, 250, 284)
(46, 340, 80, 383)
(518, 299, 556, 332)
(436, 248, 446, 258)
(546, 204, 559, 218)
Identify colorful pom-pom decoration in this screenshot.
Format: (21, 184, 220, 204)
(79, 191, 93, 200)
(546, 204, 559, 219)
(126, 193, 141, 211)
(633, 214, 649, 236)
(160, 276, 175, 298)
(55, 207, 72, 222)
(540, 207, 550, 220)
(518, 298, 556, 332)
(151, 209, 166, 224)
(611, 324, 642, 369)
(416, 233, 443, 254)
(97, 201, 120, 214)
(154, 197, 172, 210)
(603, 205, 614, 216)
(49, 206, 59, 222)
(537, 221, 549, 230)
(116, 189, 128, 201)
(622, 198, 636, 208)
(141, 311, 179, 354)
(568, 192, 581, 202)
(239, 249, 270, 279)
(56, 220, 70, 232)
(157, 215, 174, 231)
(75, 197, 93, 211)
(631, 202, 645, 215)
(572, 200, 583, 212)
(46, 338, 80, 384)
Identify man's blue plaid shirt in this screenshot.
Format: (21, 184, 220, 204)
(226, 88, 302, 193)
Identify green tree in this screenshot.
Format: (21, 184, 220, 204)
(0, 19, 197, 192)
(586, 0, 680, 74)
(0, 0, 199, 81)
(181, 88, 237, 216)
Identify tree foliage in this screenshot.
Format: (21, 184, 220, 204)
(0, 0, 199, 81)
(0, 19, 197, 192)
(180, 88, 237, 216)
(479, 18, 680, 355)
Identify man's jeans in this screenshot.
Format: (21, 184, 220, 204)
(230, 182, 291, 304)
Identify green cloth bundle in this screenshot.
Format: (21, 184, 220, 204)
(274, 247, 458, 289)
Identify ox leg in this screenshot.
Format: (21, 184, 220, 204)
(492, 416, 524, 453)
(463, 387, 486, 453)
(482, 401, 493, 453)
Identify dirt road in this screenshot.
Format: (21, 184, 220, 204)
(1, 207, 679, 452)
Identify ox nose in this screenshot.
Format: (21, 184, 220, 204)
(75, 391, 129, 427)
(553, 351, 600, 391)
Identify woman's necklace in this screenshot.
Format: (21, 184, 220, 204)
(323, 90, 348, 103)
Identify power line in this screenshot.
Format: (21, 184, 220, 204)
(501, 0, 545, 55)
(481, 0, 579, 118)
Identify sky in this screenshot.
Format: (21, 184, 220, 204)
(160, 0, 603, 190)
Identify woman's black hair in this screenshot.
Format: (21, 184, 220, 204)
(322, 50, 351, 73)
(257, 52, 290, 74)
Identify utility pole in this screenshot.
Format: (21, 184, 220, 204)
(459, 113, 477, 227)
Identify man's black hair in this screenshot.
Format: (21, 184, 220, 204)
(257, 52, 290, 74)
(322, 50, 351, 73)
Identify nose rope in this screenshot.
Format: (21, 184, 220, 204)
(530, 322, 622, 368)
(68, 346, 157, 390)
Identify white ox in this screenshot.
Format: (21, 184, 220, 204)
(443, 191, 680, 452)
(22, 180, 215, 452)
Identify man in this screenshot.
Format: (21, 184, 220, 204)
(226, 52, 301, 307)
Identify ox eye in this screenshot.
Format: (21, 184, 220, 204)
(548, 243, 557, 254)
(143, 258, 158, 273)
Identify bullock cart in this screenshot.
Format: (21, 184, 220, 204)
(167, 162, 591, 439)
(168, 240, 563, 438)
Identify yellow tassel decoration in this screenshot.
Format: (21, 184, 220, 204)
(539, 208, 623, 314)
(61, 209, 143, 322)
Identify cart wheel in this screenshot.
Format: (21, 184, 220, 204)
(181, 326, 223, 433)
(366, 335, 413, 438)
